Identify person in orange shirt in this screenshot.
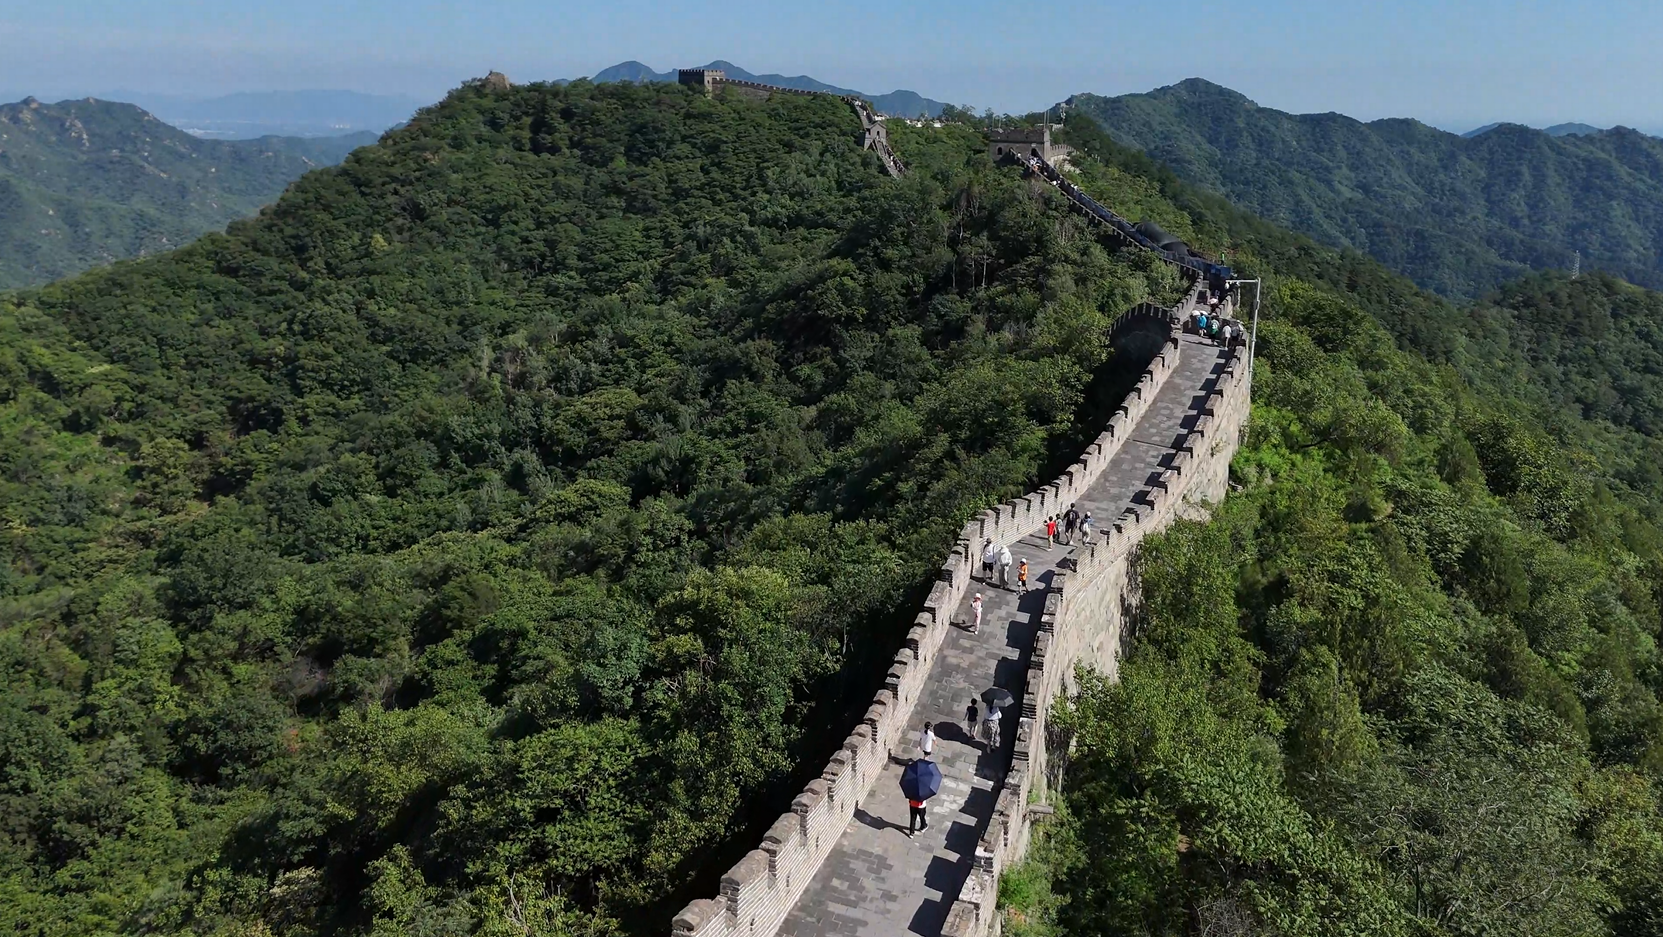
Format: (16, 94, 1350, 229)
(1017, 559, 1029, 595)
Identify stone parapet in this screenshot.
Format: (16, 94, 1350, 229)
(670, 286, 1197, 937)
(942, 335, 1252, 937)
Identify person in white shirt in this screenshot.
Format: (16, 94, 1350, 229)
(997, 543, 1013, 589)
(919, 722, 936, 757)
(980, 538, 997, 582)
(970, 593, 984, 634)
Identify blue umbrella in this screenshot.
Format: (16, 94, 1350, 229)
(901, 758, 943, 802)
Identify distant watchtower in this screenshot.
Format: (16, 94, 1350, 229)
(678, 68, 725, 95)
(987, 125, 1073, 165)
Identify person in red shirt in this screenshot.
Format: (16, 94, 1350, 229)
(1045, 515, 1057, 549)
(908, 797, 928, 834)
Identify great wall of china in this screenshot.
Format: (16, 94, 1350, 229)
(668, 72, 1253, 937)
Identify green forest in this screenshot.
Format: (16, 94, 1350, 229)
(996, 119, 1663, 936)
(1066, 78, 1663, 300)
(0, 79, 1182, 935)
(0, 97, 374, 290)
(7, 72, 1663, 937)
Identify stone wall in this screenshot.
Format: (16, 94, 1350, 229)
(939, 329, 1253, 937)
(680, 71, 905, 178)
(670, 283, 1206, 937)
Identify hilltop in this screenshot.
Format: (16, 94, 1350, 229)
(0, 96, 375, 288)
(580, 59, 952, 117)
(1466, 121, 1610, 138)
(1066, 78, 1663, 298)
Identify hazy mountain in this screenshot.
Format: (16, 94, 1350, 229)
(1462, 122, 1506, 138)
(1466, 120, 1608, 138)
(580, 59, 952, 117)
(1544, 121, 1603, 137)
(93, 89, 423, 138)
(1066, 78, 1663, 298)
(0, 96, 375, 288)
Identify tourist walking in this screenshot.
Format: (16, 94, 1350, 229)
(966, 699, 980, 735)
(908, 797, 928, 835)
(1045, 515, 1057, 549)
(970, 593, 983, 634)
(1080, 512, 1095, 546)
(997, 543, 1013, 590)
(980, 538, 997, 582)
(1063, 504, 1079, 545)
(1017, 559, 1030, 595)
(983, 705, 1002, 748)
(919, 722, 936, 758)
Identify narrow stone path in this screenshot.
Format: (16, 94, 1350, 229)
(779, 332, 1230, 936)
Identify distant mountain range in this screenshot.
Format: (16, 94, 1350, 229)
(76, 90, 423, 139)
(1465, 121, 1613, 139)
(574, 60, 952, 118)
(0, 96, 376, 288)
(1065, 79, 1663, 298)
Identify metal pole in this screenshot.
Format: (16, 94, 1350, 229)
(1226, 278, 1262, 378)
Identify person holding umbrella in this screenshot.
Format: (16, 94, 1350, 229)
(981, 687, 1014, 748)
(900, 758, 942, 836)
(984, 705, 1002, 748)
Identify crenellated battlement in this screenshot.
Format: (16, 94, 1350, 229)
(673, 272, 1251, 937)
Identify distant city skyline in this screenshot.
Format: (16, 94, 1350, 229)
(4, 0, 1661, 134)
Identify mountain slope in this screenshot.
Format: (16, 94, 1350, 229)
(981, 113, 1663, 937)
(1067, 79, 1663, 298)
(0, 97, 374, 288)
(584, 59, 952, 117)
(0, 77, 1180, 935)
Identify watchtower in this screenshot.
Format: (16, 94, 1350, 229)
(987, 125, 1073, 164)
(677, 68, 725, 95)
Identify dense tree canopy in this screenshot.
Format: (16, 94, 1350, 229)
(10, 71, 1663, 937)
(0, 79, 1179, 935)
(997, 116, 1663, 937)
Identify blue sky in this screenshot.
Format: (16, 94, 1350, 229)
(3, 0, 1661, 131)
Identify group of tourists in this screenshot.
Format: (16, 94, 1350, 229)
(979, 504, 1095, 600)
(1048, 503, 1093, 548)
(976, 540, 1029, 596)
(1189, 307, 1245, 348)
(905, 701, 1005, 835)
(915, 504, 1104, 835)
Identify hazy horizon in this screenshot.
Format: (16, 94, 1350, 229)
(3, 77, 1656, 140)
(5, 0, 1662, 134)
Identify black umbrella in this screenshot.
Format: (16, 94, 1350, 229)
(981, 687, 1014, 709)
(900, 759, 943, 802)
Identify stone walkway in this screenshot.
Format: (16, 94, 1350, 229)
(778, 332, 1230, 937)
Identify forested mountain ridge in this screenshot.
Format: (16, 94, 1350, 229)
(0, 96, 375, 289)
(0, 78, 1183, 935)
(1066, 78, 1663, 299)
(582, 59, 951, 117)
(5, 72, 1663, 937)
(980, 115, 1663, 936)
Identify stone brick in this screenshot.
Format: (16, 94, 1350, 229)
(721, 849, 770, 894)
(673, 898, 723, 936)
